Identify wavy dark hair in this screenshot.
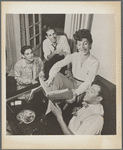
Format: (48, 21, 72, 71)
(21, 45, 32, 55)
(73, 29, 93, 45)
(92, 80, 110, 101)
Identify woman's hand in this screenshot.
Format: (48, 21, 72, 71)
(50, 101, 62, 119)
(45, 78, 53, 87)
(31, 79, 38, 84)
(66, 89, 77, 104)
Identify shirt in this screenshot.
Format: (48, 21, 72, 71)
(68, 104, 104, 135)
(14, 57, 44, 85)
(43, 35, 71, 60)
(49, 52, 100, 95)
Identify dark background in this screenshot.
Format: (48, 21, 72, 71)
(42, 14, 65, 29)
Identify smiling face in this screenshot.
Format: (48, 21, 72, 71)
(83, 84, 102, 104)
(23, 48, 34, 63)
(46, 29, 57, 43)
(77, 38, 91, 55)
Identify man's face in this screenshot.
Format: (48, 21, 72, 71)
(23, 48, 34, 63)
(46, 29, 57, 43)
(83, 84, 101, 103)
(77, 38, 91, 55)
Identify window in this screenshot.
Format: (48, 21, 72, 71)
(25, 14, 42, 56)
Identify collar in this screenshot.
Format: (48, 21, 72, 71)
(21, 57, 36, 68)
(81, 102, 104, 116)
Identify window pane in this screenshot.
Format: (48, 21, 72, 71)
(36, 35, 39, 45)
(30, 38, 34, 48)
(35, 14, 39, 23)
(29, 27, 34, 38)
(28, 14, 33, 26)
(35, 24, 39, 35)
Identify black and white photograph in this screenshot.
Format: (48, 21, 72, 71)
(2, 1, 121, 149)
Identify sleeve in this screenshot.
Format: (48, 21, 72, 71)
(75, 61, 100, 95)
(43, 40, 51, 60)
(75, 115, 104, 135)
(38, 57, 44, 72)
(35, 57, 44, 79)
(49, 54, 73, 80)
(62, 36, 71, 55)
(14, 63, 32, 85)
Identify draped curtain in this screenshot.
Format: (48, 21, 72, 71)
(64, 14, 93, 53)
(6, 14, 17, 74)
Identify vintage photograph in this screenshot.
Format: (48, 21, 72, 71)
(2, 1, 121, 149)
(6, 13, 116, 136)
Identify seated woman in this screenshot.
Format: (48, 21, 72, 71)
(42, 26, 71, 80)
(46, 29, 100, 104)
(14, 45, 44, 91)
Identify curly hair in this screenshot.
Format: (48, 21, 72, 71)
(73, 29, 93, 44)
(21, 45, 32, 55)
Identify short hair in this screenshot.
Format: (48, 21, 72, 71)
(73, 29, 93, 44)
(92, 80, 110, 101)
(42, 25, 56, 37)
(21, 45, 32, 55)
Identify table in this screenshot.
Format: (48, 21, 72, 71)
(6, 89, 63, 135)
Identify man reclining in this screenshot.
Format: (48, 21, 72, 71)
(50, 81, 107, 135)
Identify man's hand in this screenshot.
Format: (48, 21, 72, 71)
(71, 107, 81, 116)
(31, 79, 38, 84)
(65, 70, 72, 78)
(66, 89, 77, 104)
(39, 71, 46, 81)
(50, 101, 62, 119)
(25, 92, 34, 102)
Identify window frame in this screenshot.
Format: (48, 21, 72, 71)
(25, 14, 42, 53)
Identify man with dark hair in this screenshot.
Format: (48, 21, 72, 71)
(14, 45, 44, 90)
(50, 82, 105, 135)
(42, 26, 71, 79)
(45, 29, 100, 104)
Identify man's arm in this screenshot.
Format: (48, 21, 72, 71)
(62, 35, 71, 56)
(47, 50, 58, 61)
(43, 40, 61, 61)
(14, 63, 32, 85)
(50, 101, 74, 135)
(74, 115, 104, 135)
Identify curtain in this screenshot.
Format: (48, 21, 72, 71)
(6, 14, 17, 74)
(20, 14, 26, 47)
(64, 14, 93, 53)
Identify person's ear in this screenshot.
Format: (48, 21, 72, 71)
(45, 35, 48, 39)
(22, 54, 25, 59)
(90, 44, 92, 49)
(97, 96, 103, 102)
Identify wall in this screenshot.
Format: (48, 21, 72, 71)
(91, 14, 116, 84)
(42, 14, 65, 29)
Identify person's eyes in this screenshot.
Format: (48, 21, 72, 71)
(77, 42, 81, 46)
(91, 90, 94, 93)
(84, 42, 88, 45)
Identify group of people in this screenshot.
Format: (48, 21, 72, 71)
(14, 26, 108, 135)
